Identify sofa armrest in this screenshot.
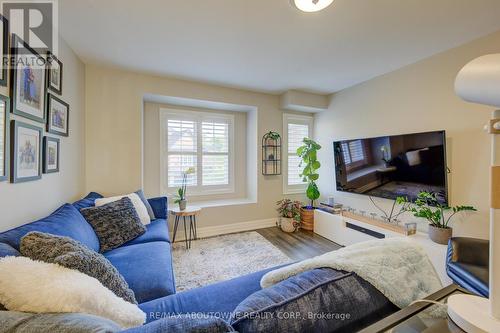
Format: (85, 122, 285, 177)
(447, 237, 489, 267)
(148, 197, 168, 219)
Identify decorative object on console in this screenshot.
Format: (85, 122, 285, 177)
(20, 231, 137, 305)
(397, 192, 476, 245)
(10, 120, 42, 183)
(262, 131, 281, 175)
(0, 94, 10, 182)
(341, 210, 414, 236)
(0, 256, 146, 329)
(95, 192, 151, 225)
(42, 136, 59, 173)
(10, 34, 47, 123)
(276, 199, 302, 233)
(448, 53, 500, 333)
(174, 167, 195, 210)
(46, 51, 63, 95)
(297, 137, 322, 231)
(0, 14, 8, 87)
(80, 197, 147, 253)
(369, 195, 411, 225)
(46, 93, 69, 137)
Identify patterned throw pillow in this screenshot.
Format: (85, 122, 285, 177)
(20, 232, 137, 304)
(80, 197, 146, 252)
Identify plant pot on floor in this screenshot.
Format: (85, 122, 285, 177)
(179, 200, 187, 211)
(428, 225, 452, 245)
(300, 207, 315, 231)
(277, 217, 297, 233)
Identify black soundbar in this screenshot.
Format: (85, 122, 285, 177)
(346, 222, 385, 239)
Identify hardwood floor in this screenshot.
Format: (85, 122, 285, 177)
(257, 227, 342, 261)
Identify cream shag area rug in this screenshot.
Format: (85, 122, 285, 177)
(172, 231, 292, 292)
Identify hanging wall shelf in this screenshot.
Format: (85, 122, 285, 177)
(262, 132, 282, 175)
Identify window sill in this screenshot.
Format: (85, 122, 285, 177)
(179, 198, 257, 209)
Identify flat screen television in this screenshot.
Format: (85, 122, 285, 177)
(333, 131, 448, 205)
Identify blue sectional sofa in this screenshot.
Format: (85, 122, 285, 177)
(0, 193, 398, 332)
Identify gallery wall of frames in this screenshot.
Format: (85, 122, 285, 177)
(0, 14, 69, 184)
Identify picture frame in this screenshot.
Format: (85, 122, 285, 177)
(46, 93, 69, 137)
(46, 51, 63, 95)
(0, 14, 9, 87)
(11, 120, 42, 183)
(0, 94, 10, 181)
(43, 136, 60, 173)
(10, 34, 47, 123)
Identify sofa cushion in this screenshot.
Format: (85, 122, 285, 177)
(139, 265, 286, 323)
(230, 268, 398, 333)
(122, 314, 235, 333)
(80, 197, 147, 253)
(105, 242, 176, 303)
(123, 219, 170, 246)
(72, 192, 104, 211)
(0, 243, 20, 258)
(20, 232, 137, 304)
(0, 204, 100, 252)
(0, 311, 121, 333)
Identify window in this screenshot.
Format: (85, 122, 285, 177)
(161, 109, 234, 195)
(283, 114, 313, 194)
(341, 140, 367, 170)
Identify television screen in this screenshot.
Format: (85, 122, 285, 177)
(334, 131, 448, 204)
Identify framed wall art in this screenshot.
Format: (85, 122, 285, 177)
(10, 34, 47, 123)
(46, 93, 69, 137)
(11, 120, 42, 183)
(46, 51, 63, 95)
(0, 14, 8, 87)
(43, 136, 60, 173)
(0, 94, 10, 181)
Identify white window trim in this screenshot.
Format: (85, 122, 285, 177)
(283, 113, 314, 195)
(160, 108, 235, 197)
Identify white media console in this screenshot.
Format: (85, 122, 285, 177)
(314, 209, 452, 286)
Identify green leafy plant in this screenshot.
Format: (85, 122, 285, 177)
(276, 199, 302, 223)
(297, 138, 322, 208)
(266, 131, 281, 141)
(174, 167, 196, 204)
(396, 191, 477, 229)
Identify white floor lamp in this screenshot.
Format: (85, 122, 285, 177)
(451, 54, 500, 333)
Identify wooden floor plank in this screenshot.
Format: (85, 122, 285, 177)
(257, 227, 342, 261)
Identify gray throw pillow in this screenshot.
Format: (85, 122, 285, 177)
(20, 231, 137, 305)
(135, 190, 155, 220)
(0, 311, 121, 333)
(80, 197, 146, 252)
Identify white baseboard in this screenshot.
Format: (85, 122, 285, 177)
(172, 218, 276, 242)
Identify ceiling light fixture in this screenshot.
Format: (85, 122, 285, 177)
(292, 0, 334, 12)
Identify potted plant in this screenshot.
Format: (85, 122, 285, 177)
(174, 167, 196, 211)
(297, 138, 322, 231)
(276, 199, 302, 233)
(397, 192, 477, 244)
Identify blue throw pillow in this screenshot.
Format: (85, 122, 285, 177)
(230, 268, 398, 333)
(73, 192, 104, 211)
(0, 243, 20, 258)
(0, 204, 100, 252)
(122, 314, 235, 333)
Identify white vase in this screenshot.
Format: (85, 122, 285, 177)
(279, 217, 297, 233)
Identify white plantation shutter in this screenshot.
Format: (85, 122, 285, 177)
(162, 110, 234, 194)
(284, 114, 313, 193)
(202, 121, 229, 186)
(341, 140, 365, 165)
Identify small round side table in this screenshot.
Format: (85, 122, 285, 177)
(170, 206, 201, 249)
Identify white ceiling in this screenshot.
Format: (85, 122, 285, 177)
(59, 0, 500, 94)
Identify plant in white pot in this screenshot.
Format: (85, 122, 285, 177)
(276, 199, 302, 233)
(297, 138, 322, 231)
(174, 167, 195, 211)
(397, 192, 477, 245)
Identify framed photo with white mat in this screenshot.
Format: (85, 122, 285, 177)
(43, 136, 59, 173)
(10, 120, 42, 183)
(46, 93, 69, 137)
(0, 94, 10, 181)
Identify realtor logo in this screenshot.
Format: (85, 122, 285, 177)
(1, 0, 58, 55)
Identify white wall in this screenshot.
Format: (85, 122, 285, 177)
(0, 37, 86, 231)
(315, 30, 500, 239)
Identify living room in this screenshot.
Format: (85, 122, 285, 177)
(0, 0, 499, 332)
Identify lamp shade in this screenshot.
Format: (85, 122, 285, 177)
(455, 54, 500, 108)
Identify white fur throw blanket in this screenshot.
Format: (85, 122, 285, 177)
(261, 238, 443, 310)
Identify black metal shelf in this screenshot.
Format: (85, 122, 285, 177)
(262, 132, 282, 175)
